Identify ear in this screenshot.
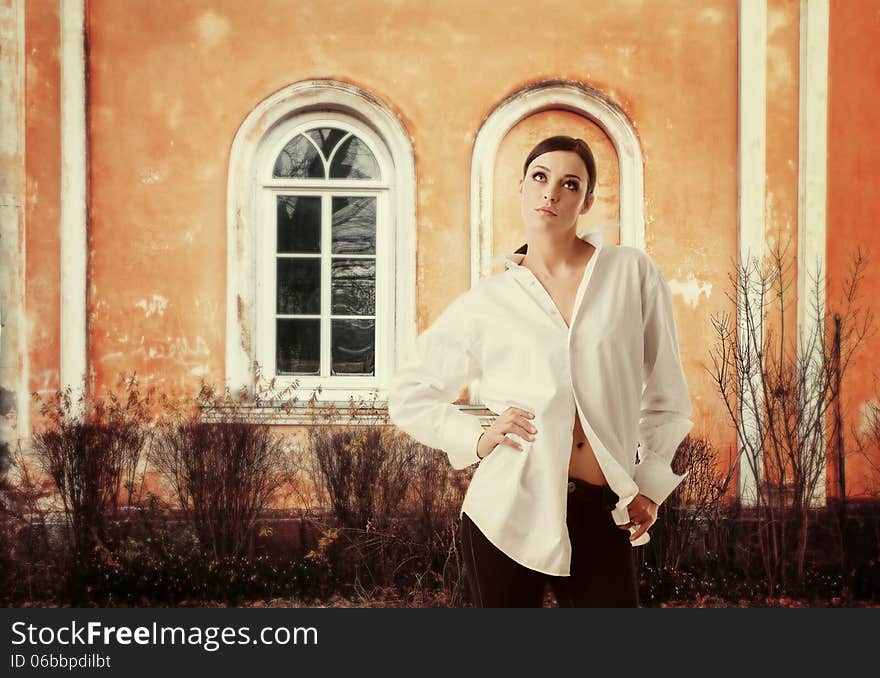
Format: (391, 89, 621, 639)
(580, 192, 595, 214)
(518, 177, 523, 193)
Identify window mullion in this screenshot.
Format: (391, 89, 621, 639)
(374, 190, 383, 380)
(268, 189, 277, 381)
(321, 192, 332, 378)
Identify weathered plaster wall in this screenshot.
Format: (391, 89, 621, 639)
(827, 0, 880, 498)
(18, 0, 880, 503)
(80, 0, 738, 445)
(25, 0, 61, 399)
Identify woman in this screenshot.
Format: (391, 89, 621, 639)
(388, 135, 693, 607)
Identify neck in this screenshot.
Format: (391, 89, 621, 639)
(522, 227, 591, 278)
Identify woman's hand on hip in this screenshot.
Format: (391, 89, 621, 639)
(620, 494, 658, 542)
(476, 407, 537, 459)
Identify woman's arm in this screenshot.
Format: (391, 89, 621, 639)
(387, 291, 485, 470)
(633, 260, 695, 506)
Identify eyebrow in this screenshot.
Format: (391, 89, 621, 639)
(531, 164, 584, 181)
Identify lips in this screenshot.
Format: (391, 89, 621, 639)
(536, 207, 558, 216)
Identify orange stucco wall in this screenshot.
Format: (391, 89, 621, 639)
(81, 0, 737, 432)
(20, 0, 880, 500)
(25, 0, 61, 398)
(828, 0, 880, 498)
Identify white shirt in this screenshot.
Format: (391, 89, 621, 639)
(387, 226, 694, 575)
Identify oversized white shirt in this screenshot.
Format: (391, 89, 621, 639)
(387, 226, 694, 575)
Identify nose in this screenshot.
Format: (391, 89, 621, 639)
(543, 189, 559, 203)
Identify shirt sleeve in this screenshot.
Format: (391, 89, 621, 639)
(387, 290, 485, 470)
(633, 261, 695, 506)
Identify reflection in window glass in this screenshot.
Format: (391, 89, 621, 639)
(274, 134, 323, 178)
(277, 196, 321, 253)
(329, 136, 380, 179)
(306, 127, 347, 159)
(331, 259, 375, 315)
(277, 319, 320, 374)
(332, 319, 375, 375)
(277, 259, 320, 315)
(332, 197, 376, 254)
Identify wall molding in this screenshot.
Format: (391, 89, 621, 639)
(469, 80, 645, 289)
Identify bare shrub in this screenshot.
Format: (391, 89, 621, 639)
(0, 439, 14, 600)
(150, 381, 289, 559)
(293, 396, 474, 603)
(307, 425, 415, 531)
(652, 433, 738, 571)
(2, 441, 60, 603)
(30, 375, 154, 561)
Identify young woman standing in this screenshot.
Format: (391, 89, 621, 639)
(389, 135, 694, 607)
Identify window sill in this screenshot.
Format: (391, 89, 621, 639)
(197, 402, 496, 426)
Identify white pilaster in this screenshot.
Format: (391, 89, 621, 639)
(60, 0, 88, 418)
(737, 0, 768, 506)
(798, 0, 830, 507)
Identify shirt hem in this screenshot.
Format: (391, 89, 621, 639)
(461, 508, 571, 577)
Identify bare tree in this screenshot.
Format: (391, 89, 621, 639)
(849, 383, 880, 498)
(707, 237, 874, 593)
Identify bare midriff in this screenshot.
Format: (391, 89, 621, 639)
(568, 411, 608, 486)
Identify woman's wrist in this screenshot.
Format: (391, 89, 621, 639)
(476, 431, 486, 459)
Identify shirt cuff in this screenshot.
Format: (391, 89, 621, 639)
(632, 452, 689, 506)
(442, 414, 486, 470)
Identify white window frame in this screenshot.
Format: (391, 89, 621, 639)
(255, 114, 392, 400)
(226, 80, 417, 413)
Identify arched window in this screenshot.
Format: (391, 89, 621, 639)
(256, 117, 389, 388)
(227, 81, 416, 408)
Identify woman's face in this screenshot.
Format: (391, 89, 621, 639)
(518, 150, 594, 234)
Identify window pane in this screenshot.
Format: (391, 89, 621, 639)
(277, 319, 320, 375)
(306, 127, 347, 160)
(329, 135, 380, 179)
(331, 258, 375, 315)
(277, 259, 320, 314)
(274, 134, 324, 178)
(332, 319, 375, 375)
(277, 196, 321, 254)
(332, 196, 376, 254)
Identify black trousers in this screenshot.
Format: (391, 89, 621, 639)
(460, 477, 640, 607)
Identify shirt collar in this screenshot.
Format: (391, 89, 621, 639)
(495, 223, 616, 271)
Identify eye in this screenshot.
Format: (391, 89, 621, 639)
(565, 180, 580, 191)
(531, 171, 546, 181)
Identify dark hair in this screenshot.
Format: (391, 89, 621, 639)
(522, 135, 597, 196)
(515, 135, 597, 255)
